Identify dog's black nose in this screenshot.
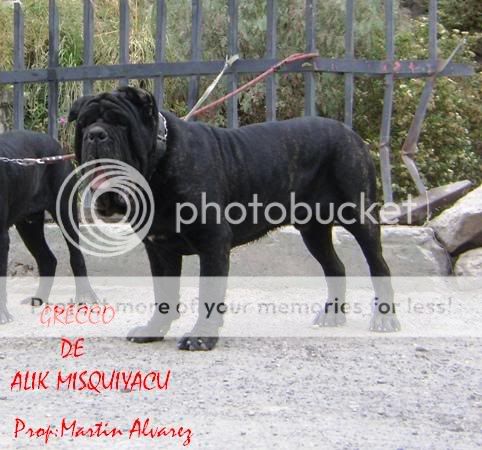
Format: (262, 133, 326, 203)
(87, 126, 108, 143)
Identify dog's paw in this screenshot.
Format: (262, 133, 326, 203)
(126, 325, 166, 344)
(177, 335, 219, 351)
(0, 304, 13, 324)
(74, 289, 100, 305)
(21, 297, 44, 306)
(369, 313, 401, 332)
(312, 308, 346, 327)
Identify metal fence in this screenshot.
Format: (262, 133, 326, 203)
(0, 0, 474, 202)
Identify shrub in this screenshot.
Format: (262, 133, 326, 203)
(0, 0, 479, 201)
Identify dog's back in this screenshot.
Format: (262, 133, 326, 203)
(0, 130, 62, 159)
(0, 131, 72, 227)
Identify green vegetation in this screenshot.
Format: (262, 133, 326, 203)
(0, 0, 480, 200)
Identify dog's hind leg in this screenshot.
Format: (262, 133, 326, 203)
(300, 222, 347, 327)
(127, 242, 182, 344)
(331, 139, 400, 332)
(15, 213, 57, 306)
(0, 231, 13, 323)
(343, 219, 400, 332)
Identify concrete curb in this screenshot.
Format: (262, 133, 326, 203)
(7, 225, 451, 277)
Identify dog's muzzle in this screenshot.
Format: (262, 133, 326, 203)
(88, 162, 128, 218)
(87, 126, 109, 144)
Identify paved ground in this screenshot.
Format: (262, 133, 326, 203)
(0, 337, 481, 449)
(5, 224, 476, 448)
(1, 276, 481, 339)
(0, 276, 481, 449)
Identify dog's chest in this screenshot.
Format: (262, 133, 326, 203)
(146, 232, 196, 255)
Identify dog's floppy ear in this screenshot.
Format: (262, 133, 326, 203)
(68, 95, 94, 122)
(68, 95, 95, 162)
(114, 86, 160, 177)
(115, 86, 158, 127)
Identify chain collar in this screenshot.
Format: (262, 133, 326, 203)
(157, 112, 168, 143)
(0, 154, 75, 166)
(151, 112, 168, 179)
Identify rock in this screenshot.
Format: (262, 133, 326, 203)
(454, 248, 482, 279)
(429, 185, 482, 254)
(415, 346, 429, 353)
(382, 180, 473, 225)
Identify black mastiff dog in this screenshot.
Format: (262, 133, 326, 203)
(69, 86, 400, 351)
(0, 131, 97, 323)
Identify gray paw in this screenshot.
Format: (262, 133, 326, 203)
(369, 313, 401, 332)
(0, 303, 13, 324)
(74, 289, 100, 304)
(313, 308, 347, 327)
(127, 325, 166, 344)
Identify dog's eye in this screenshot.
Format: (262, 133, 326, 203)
(80, 117, 97, 129)
(104, 111, 128, 126)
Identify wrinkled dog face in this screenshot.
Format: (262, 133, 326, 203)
(76, 107, 129, 164)
(68, 87, 159, 217)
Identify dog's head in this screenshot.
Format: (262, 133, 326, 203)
(68, 86, 162, 216)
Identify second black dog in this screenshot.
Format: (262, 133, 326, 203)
(0, 131, 97, 324)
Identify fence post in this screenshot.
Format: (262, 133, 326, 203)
(119, 0, 129, 87)
(265, 0, 277, 122)
(83, 0, 94, 95)
(429, 0, 438, 65)
(155, 0, 167, 109)
(379, 0, 395, 203)
(227, 0, 238, 128)
(344, 0, 354, 128)
(188, 0, 203, 118)
(48, 0, 59, 139)
(304, 0, 316, 116)
(13, 1, 24, 130)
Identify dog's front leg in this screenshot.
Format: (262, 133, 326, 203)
(127, 241, 182, 343)
(0, 231, 13, 324)
(178, 239, 231, 351)
(51, 196, 98, 304)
